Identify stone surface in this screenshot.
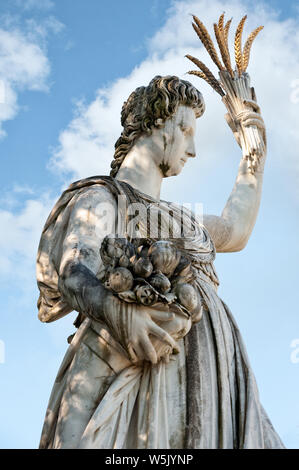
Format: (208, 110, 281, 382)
(37, 75, 284, 449)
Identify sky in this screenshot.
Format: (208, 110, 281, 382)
(0, 0, 298, 449)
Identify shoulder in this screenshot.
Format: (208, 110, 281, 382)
(43, 176, 119, 232)
(67, 185, 118, 233)
(63, 175, 122, 208)
(74, 184, 117, 206)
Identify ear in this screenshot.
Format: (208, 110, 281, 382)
(154, 118, 164, 128)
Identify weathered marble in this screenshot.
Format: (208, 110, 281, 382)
(37, 75, 284, 449)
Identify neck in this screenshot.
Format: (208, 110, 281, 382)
(115, 139, 163, 200)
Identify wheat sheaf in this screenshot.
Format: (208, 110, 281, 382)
(186, 13, 263, 96)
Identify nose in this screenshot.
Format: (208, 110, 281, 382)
(186, 138, 196, 158)
(186, 151, 196, 158)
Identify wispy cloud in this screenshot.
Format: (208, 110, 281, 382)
(2, 0, 299, 281)
(0, 191, 54, 289)
(0, 12, 63, 138)
(0, 8, 62, 280)
(15, 0, 54, 11)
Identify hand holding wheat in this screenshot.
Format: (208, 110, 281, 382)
(186, 13, 266, 174)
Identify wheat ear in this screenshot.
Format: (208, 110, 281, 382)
(188, 71, 225, 96)
(185, 54, 222, 84)
(213, 23, 234, 78)
(218, 12, 225, 32)
(224, 17, 233, 44)
(234, 15, 247, 75)
(192, 15, 224, 70)
(242, 25, 264, 71)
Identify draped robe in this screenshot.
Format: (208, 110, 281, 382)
(37, 176, 284, 449)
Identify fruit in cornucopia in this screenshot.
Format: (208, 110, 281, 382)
(133, 257, 153, 278)
(149, 272, 171, 294)
(119, 254, 130, 268)
(108, 267, 134, 293)
(148, 241, 181, 277)
(100, 236, 135, 267)
(135, 284, 158, 306)
(172, 256, 191, 278)
(174, 283, 200, 313)
(137, 244, 149, 258)
(171, 256, 197, 285)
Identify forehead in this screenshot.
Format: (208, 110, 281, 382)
(173, 105, 197, 127)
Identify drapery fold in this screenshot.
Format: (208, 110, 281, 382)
(37, 176, 284, 449)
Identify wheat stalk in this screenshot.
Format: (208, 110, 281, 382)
(186, 13, 265, 173)
(185, 55, 217, 79)
(186, 54, 224, 95)
(188, 71, 225, 96)
(243, 25, 264, 71)
(213, 23, 234, 78)
(234, 15, 247, 76)
(192, 15, 224, 70)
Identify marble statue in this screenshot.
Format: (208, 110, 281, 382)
(36, 14, 285, 449)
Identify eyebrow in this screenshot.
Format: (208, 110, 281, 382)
(179, 121, 193, 133)
(179, 121, 188, 129)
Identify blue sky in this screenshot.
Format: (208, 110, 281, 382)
(0, 0, 298, 448)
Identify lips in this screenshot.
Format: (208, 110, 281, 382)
(180, 157, 187, 164)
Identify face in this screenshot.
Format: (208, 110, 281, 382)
(150, 105, 197, 177)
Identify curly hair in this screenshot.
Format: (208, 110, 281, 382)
(110, 75, 205, 177)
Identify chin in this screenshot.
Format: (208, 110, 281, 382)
(165, 165, 183, 177)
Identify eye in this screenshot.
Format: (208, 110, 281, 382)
(180, 125, 188, 134)
(180, 125, 193, 136)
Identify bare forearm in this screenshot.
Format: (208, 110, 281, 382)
(220, 158, 264, 251)
(204, 156, 265, 252)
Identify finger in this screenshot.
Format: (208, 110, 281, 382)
(149, 309, 175, 322)
(133, 342, 146, 362)
(242, 118, 265, 130)
(233, 131, 242, 148)
(239, 111, 263, 122)
(192, 306, 203, 324)
(251, 86, 257, 102)
(162, 350, 171, 364)
(139, 335, 157, 364)
(127, 342, 138, 364)
(224, 112, 237, 132)
(148, 322, 179, 351)
(243, 99, 261, 113)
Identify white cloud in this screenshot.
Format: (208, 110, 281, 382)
(0, 191, 54, 289)
(0, 26, 50, 136)
(0, 11, 64, 138)
(0, 11, 63, 281)
(16, 0, 54, 10)
(50, 0, 299, 204)
(2, 0, 299, 283)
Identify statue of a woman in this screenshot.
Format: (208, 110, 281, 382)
(36, 75, 284, 449)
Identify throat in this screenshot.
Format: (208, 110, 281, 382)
(115, 148, 163, 200)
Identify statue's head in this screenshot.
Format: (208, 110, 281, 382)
(110, 75, 205, 178)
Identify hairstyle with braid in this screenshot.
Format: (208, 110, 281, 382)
(110, 75, 205, 177)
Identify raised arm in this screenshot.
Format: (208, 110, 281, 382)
(203, 104, 267, 253)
